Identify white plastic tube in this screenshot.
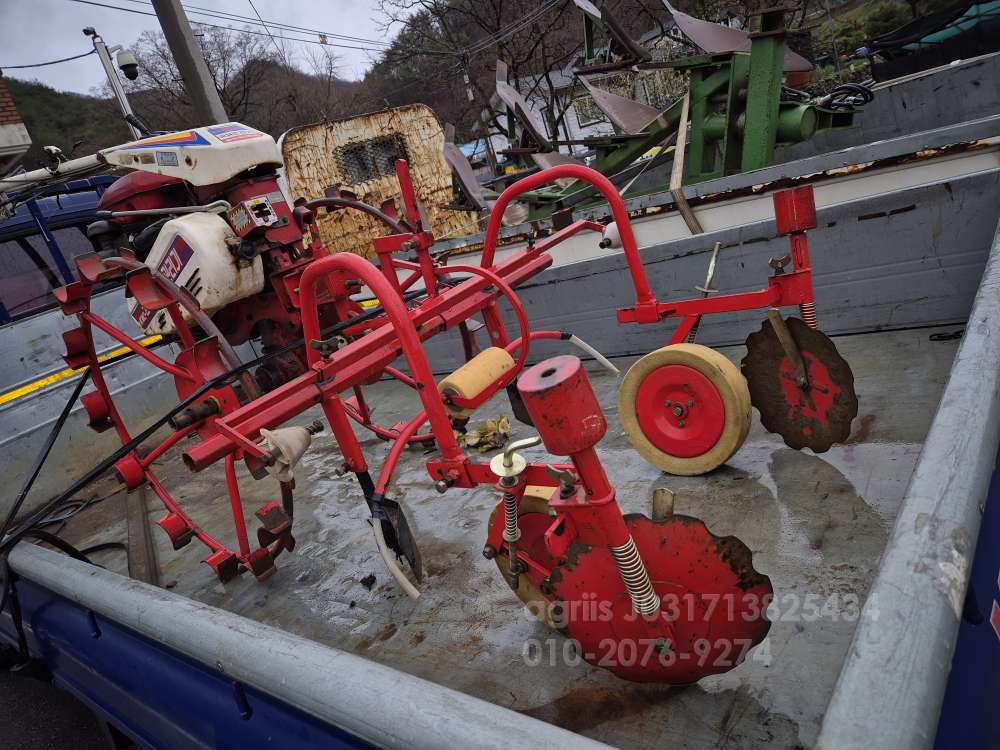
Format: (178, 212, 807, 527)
(568, 334, 620, 375)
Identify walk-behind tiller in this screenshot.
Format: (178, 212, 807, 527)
(32, 123, 854, 682)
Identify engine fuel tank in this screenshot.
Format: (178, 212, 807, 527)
(128, 212, 264, 335)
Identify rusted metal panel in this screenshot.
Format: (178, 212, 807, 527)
(281, 105, 479, 258)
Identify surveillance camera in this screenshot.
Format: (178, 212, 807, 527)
(116, 49, 139, 80)
(83, 27, 96, 37)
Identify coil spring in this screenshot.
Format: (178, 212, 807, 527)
(799, 301, 818, 329)
(502, 492, 520, 543)
(610, 537, 660, 616)
(685, 319, 701, 343)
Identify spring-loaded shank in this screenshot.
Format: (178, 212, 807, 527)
(610, 537, 661, 616)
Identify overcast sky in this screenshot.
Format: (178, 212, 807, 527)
(0, 0, 390, 94)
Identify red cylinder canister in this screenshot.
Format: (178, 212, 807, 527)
(517, 355, 606, 456)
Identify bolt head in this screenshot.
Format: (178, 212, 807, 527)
(664, 400, 672, 407)
(482, 545, 497, 560)
(434, 480, 450, 494)
(679, 420, 685, 428)
(687, 399, 695, 407)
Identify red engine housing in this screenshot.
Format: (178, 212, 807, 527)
(98, 171, 190, 220)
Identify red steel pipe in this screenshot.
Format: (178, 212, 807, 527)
(480, 164, 656, 309)
(299, 252, 463, 463)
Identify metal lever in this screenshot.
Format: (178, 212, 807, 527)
(96, 199, 231, 219)
(695, 241, 721, 294)
(687, 241, 721, 343)
(490, 436, 542, 478)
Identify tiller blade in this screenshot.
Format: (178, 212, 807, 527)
(373, 496, 423, 582)
(487, 354, 773, 684)
(489, 501, 773, 683)
(742, 316, 858, 452)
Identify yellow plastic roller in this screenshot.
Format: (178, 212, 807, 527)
(438, 347, 515, 418)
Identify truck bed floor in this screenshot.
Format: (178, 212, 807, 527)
(57, 325, 962, 749)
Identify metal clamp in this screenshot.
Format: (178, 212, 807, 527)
(768, 254, 792, 275)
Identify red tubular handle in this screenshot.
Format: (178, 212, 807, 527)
(298, 252, 463, 463)
(438, 263, 531, 376)
(480, 164, 656, 308)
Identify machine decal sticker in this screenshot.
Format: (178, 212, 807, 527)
(111, 130, 211, 150)
(227, 196, 276, 235)
(132, 235, 195, 327)
(207, 124, 262, 143)
(156, 151, 179, 167)
(228, 204, 252, 234)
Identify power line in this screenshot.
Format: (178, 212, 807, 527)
(179, 1, 394, 47)
(245, 0, 283, 58)
(106, 0, 455, 56)
(116, 0, 396, 48)
(65, 0, 455, 55)
(0, 49, 97, 70)
(463, 0, 564, 56)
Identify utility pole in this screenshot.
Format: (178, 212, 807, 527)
(83, 28, 142, 140)
(150, 0, 228, 126)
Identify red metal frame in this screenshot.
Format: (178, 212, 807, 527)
(51, 161, 815, 593)
(481, 163, 818, 339)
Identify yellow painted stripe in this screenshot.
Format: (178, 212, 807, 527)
(359, 298, 380, 308)
(0, 334, 162, 406)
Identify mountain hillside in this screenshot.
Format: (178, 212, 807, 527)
(5, 77, 131, 170)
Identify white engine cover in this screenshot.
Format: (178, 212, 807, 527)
(101, 123, 282, 186)
(128, 212, 264, 336)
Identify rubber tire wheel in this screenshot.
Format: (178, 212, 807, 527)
(619, 343, 752, 476)
(488, 488, 559, 629)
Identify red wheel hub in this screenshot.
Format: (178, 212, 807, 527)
(777, 351, 841, 434)
(635, 365, 725, 458)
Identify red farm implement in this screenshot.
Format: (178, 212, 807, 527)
(41, 124, 857, 682)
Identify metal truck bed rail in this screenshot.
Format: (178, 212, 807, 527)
(3, 542, 612, 750)
(817, 215, 1000, 749)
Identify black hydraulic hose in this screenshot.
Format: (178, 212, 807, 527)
(0, 288, 426, 554)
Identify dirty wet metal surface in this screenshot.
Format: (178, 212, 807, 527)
(60, 326, 961, 749)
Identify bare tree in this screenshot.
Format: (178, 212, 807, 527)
(118, 27, 356, 136)
(375, 0, 588, 141)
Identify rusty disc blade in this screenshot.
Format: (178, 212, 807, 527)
(742, 317, 858, 452)
(548, 513, 773, 684)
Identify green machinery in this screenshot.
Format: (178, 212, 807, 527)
(479, 2, 866, 219)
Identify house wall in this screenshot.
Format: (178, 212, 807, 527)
(0, 76, 32, 174)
